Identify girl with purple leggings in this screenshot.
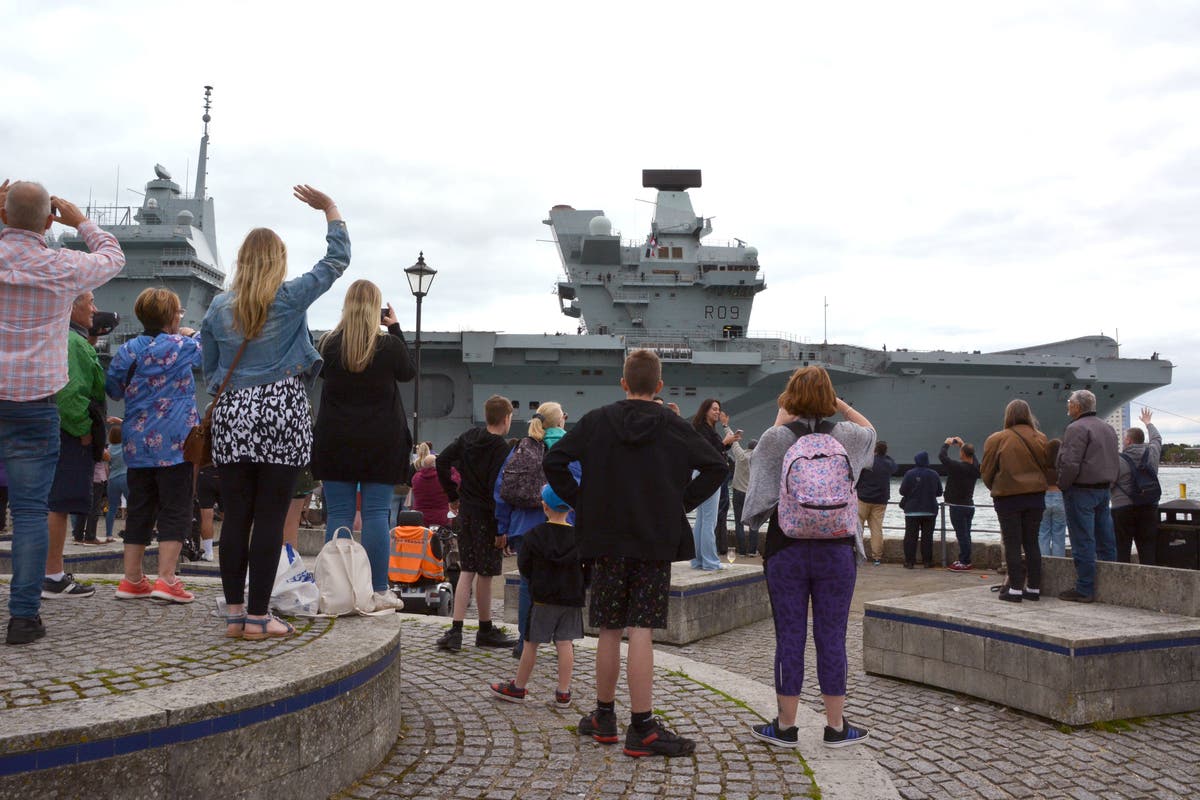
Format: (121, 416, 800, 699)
(742, 366, 876, 749)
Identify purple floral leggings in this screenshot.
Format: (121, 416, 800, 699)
(765, 540, 857, 696)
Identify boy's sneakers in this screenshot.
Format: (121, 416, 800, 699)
(577, 709, 619, 744)
(150, 577, 194, 604)
(436, 628, 463, 652)
(750, 718, 799, 748)
(42, 573, 95, 599)
(115, 576, 154, 599)
(823, 718, 870, 748)
(623, 717, 696, 758)
(948, 561, 974, 571)
(6, 615, 46, 645)
(489, 680, 526, 703)
(475, 626, 518, 648)
(555, 690, 572, 708)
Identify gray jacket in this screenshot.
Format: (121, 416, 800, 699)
(729, 441, 752, 493)
(1110, 423, 1162, 510)
(1057, 412, 1119, 490)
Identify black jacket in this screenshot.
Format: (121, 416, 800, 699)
(939, 444, 981, 506)
(856, 454, 896, 504)
(312, 324, 414, 484)
(899, 451, 943, 514)
(543, 399, 727, 561)
(518, 521, 589, 606)
(437, 427, 513, 517)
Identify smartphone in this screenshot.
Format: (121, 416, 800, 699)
(735, 429, 744, 436)
(380, 307, 389, 324)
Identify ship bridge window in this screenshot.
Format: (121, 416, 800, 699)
(528, 401, 539, 410)
(512, 400, 520, 410)
(672, 247, 683, 259)
(684, 387, 697, 397)
(658, 247, 669, 259)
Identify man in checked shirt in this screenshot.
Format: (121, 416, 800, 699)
(0, 179, 124, 645)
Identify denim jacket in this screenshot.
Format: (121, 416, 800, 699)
(201, 221, 349, 394)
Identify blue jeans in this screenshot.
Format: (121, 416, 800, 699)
(948, 505, 975, 565)
(0, 399, 61, 619)
(1038, 491, 1066, 557)
(1063, 487, 1116, 597)
(324, 481, 393, 592)
(690, 483, 722, 570)
(106, 473, 129, 540)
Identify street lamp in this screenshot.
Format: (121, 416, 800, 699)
(404, 251, 437, 446)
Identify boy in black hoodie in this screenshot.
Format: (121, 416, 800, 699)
(544, 349, 726, 758)
(435, 395, 517, 651)
(489, 484, 586, 706)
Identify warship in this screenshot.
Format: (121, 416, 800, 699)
(52, 89, 1173, 461)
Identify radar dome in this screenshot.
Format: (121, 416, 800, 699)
(745, 246, 759, 259)
(588, 215, 613, 236)
(176, 210, 194, 226)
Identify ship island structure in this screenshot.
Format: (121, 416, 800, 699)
(55, 90, 1173, 465)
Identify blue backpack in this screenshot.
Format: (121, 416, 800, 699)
(1119, 449, 1161, 507)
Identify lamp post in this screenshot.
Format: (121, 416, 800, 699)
(404, 251, 437, 446)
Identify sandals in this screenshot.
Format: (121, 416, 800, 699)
(223, 614, 246, 639)
(242, 614, 296, 641)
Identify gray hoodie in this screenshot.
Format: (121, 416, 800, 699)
(1110, 423, 1162, 510)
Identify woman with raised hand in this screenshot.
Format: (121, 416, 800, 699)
(312, 279, 415, 611)
(201, 185, 348, 640)
(743, 366, 876, 750)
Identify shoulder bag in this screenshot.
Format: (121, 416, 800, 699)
(184, 339, 248, 468)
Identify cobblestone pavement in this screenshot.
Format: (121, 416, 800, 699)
(678, 564, 1200, 800)
(336, 618, 821, 800)
(0, 579, 330, 709)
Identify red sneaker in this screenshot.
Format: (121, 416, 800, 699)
(948, 561, 974, 572)
(115, 576, 153, 599)
(151, 577, 195, 604)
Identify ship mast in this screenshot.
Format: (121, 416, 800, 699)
(194, 85, 213, 201)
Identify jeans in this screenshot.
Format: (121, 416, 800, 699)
(1038, 491, 1066, 557)
(106, 473, 129, 540)
(948, 505, 975, 565)
(1063, 487, 1117, 597)
(324, 481, 393, 592)
(0, 399, 61, 619)
(689, 483, 722, 570)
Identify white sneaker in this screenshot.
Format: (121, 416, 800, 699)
(371, 590, 404, 611)
(199, 552, 214, 562)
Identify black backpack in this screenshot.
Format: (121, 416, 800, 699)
(1119, 449, 1161, 507)
(499, 437, 547, 509)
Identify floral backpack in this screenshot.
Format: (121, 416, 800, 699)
(777, 420, 859, 538)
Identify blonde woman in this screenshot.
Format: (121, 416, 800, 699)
(493, 401, 580, 655)
(200, 185, 347, 639)
(312, 279, 414, 609)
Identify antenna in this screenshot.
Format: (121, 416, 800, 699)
(194, 85, 213, 202)
(823, 296, 829, 344)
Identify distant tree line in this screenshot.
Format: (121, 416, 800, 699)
(1162, 444, 1200, 464)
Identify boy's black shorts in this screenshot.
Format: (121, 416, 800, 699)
(588, 556, 670, 630)
(458, 509, 503, 577)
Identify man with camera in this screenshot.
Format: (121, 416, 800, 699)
(940, 435, 981, 570)
(0, 179, 124, 645)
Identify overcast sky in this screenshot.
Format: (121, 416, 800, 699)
(5, 1, 1199, 441)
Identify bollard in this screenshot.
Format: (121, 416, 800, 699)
(1181, 482, 1188, 500)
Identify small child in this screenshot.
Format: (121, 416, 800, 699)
(489, 484, 587, 707)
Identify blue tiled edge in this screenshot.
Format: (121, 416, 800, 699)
(865, 608, 1200, 657)
(0, 640, 399, 777)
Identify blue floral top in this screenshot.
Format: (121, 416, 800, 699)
(106, 332, 202, 468)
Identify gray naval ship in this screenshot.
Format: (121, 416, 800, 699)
(415, 169, 1173, 461)
(58, 86, 224, 347)
(51, 90, 1172, 460)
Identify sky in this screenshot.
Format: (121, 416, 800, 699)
(4, 0, 1200, 441)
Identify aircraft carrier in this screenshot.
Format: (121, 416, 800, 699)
(51, 91, 1173, 462)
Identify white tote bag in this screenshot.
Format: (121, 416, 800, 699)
(314, 527, 378, 616)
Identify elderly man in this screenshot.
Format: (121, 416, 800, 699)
(43, 290, 106, 601)
(1056, 389, 1119, 603)
(0, 179, 124, 644)
(1111, 408, 1162, 565)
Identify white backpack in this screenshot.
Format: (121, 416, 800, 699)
(314, 527, 380, 616)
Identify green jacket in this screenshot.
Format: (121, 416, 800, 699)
(57, 327, 105, 438)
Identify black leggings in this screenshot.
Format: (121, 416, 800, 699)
(217, 462, 300, 615)
(998, 507, 1044, 591)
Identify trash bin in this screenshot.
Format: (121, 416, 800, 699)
(1157, 498, 1200, 570)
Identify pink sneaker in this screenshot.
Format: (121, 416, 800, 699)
(150, 577, 195, 604)
(115, 576, 153, 599)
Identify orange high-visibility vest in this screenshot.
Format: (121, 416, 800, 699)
(389, 525, 445, 584)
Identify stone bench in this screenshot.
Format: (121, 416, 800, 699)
(862, 557, 1200, 725)
(0, 541, 156, 577)
(504, 561, 770, 645)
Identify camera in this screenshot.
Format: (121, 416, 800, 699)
(89, 310, 120, 338)
(381, 307, 390, 324)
